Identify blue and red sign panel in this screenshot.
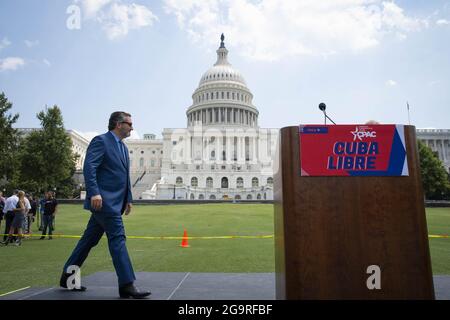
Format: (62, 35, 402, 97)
(299, 124, 408, 176)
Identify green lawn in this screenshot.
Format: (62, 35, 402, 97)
(0, 204, 448, 295)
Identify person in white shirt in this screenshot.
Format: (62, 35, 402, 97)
(2, 191, 18, 243)
(5, 190, 27, 246)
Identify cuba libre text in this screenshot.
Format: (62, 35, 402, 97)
(327, 141, 379, 170)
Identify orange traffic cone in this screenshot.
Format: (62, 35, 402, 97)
(181, 229, 190, 248)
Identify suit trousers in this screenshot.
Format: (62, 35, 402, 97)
(63, 211, 136, 286)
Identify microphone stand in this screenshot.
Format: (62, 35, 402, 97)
(318, 103, 337, 125)
(323, 111, 336, 125)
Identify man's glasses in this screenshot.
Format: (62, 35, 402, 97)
(121, 121, 133, 127)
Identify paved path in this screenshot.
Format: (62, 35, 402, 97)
(1, 272, 448, 300)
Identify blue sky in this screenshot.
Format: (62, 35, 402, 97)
(1, 0, 450, 139)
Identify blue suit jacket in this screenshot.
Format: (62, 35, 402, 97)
(83, 131, 133, 214)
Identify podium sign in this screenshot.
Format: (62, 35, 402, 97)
(274, 125, 434, 299)
(300, 124, 408, 176)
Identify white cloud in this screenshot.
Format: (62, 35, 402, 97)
(100, 2, 159, 39)
(76, 0, 113, 19)
(0, 57, 25, 72)
(0, 37, 11, 51)
(43, 59, 51, 66)
(436, 19, 450, 25)
(75, 0, 158, 39)
(164, 0, 428, 61)
(24, 39, 39, 48)
(385, 79, 397, 86)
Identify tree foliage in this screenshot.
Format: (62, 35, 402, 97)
(418, 141, 450, 200)
(18, 105, 78, 197)
(0, 92, 21, 189)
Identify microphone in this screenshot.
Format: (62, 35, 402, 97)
(318, 102, 336, 125)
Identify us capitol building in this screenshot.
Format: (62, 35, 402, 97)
(68, 35, 450, 200)
(69, 35, 278, 200)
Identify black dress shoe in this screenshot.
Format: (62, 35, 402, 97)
(119, 283, 151, 299)
(60, 271, 87, 291)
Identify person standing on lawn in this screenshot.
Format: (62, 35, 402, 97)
(40, 191, 57, 240)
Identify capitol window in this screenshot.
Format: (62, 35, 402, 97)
(267, 177, 273, 185)
(221, 177, 229, 188)
(176, 177, 183, 185)
(252, 177, 259, 187)
(191, 177, 198, 187)
(206, 177, 213, 188)
(237, 177, 243, 188)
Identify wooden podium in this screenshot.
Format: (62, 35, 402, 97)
(274, 125, 435, 299)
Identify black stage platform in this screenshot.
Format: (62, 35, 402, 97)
(1, 273, 449, 300)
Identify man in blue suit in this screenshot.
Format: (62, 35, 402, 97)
(60, 111, 150, 299)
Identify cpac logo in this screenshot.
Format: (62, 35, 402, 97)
(351, 127, 377, 141)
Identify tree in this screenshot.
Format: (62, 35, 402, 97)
(418, 141, 450, 200)
(0, 92, 22, 192)
(19, 105, 78, 198)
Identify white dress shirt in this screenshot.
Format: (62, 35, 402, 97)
(3, 195, 18, 213)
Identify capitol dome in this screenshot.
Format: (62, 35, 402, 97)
(187, 34, 258, 128)
(199, 61, 247, 87)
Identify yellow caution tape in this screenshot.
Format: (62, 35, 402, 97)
(0, 233, 274, 240)
(428, 234, 449, 239)
(1, 233, 448, 240)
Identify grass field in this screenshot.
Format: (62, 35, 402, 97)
(0, 204, 449, 295)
